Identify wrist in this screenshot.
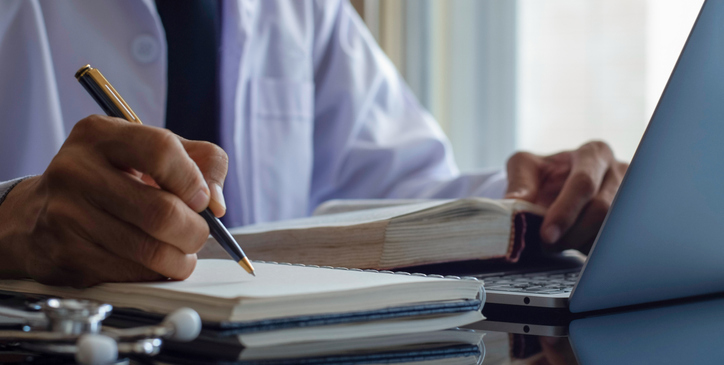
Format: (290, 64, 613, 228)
(0, 176, 41, 278)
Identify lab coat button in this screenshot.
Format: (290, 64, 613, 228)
(131, 35, 159, 64)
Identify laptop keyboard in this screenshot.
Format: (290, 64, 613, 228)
(481, 269, 580, 295)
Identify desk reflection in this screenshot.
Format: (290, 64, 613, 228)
(482, 296, 724, 364)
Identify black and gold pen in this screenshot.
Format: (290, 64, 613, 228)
(75, 64, 256, 277)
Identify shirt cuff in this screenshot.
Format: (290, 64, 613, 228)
(0, 176, 32, 207)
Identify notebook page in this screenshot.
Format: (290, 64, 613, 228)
(116, 260, 457, 299)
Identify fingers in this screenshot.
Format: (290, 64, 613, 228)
(505, 152, 542, 202)
(69, 196, 198, 279)
(542, 141, 614, 243)
(83, 164, 210, 255)
(31, 173, 200, 281)
(12, 115, 216, 286)
(69, 115, 210, 212)
(47, 125, 209, 257)
(27, 232, 166, 288)
(21, 195, 167, 287)
(181, 139, 229, 217)
(555, 164, 624, 253)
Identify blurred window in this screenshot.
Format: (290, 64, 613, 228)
(356, 0, 703, 170)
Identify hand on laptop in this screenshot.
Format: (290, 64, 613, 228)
(504, 141, 628, 254)
(0, 115, 228, 287)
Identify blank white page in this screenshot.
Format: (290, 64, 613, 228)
(113, 260, 459, 299)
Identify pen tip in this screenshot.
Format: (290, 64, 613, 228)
(238, 257, 257, 277)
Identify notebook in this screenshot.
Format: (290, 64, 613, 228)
(0, 260, 484, 346)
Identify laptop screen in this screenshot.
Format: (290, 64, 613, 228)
(570, 0, 724, 313)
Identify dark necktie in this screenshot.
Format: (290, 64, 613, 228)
(154, 0, 220, 145)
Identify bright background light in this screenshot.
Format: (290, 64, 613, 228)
(352, 0, 704, 169)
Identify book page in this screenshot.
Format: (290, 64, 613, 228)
(229, 201, 451, 235)
(313, 199, 439, 216)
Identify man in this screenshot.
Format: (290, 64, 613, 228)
(0, 0, 626, 287)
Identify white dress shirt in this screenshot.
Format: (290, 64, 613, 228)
(0, 0, 507, 227)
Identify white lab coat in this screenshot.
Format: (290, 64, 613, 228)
(0, 0, 507, 227)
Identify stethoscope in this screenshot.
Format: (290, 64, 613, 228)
(0, 298, 201, 364)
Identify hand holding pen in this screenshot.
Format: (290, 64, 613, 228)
(0, 67, 248, 287)
(75, 65, 255, 276)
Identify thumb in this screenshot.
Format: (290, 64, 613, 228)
(504, 152, 541, 202)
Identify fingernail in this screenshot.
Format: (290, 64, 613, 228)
(209, 184, 227, 217)
(544, 226, 561, 243)
(505, 189, 528, 199)
(506, 189, 526, 198)
(189, 189, 209, 212)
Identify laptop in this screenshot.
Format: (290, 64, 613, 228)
(477, 0, 724, 313)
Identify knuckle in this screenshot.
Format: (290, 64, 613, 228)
(41, 199, 72, 230)
(590, 140, 610, 150)
(571, 172, 597, 198)
(205, 142, 229, 165)
(71, 115, 102, 136)
(68, 115, 114, 145)
(507, 151, 533, 167)
(44, 155, 79, 185)
(154, 129, 181, 151)
(149, 129, 182, 170)
(43, 163, 65, 186)
(585, 140, 613, 157)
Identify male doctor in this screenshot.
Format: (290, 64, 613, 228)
(0, 0, 626, 287)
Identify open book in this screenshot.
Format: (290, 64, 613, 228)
(205, 198, 545, 270)
(0, 260, 484, 346)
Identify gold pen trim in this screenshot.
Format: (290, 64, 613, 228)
(75, 64, 92, 79)
(74, 64, 143, 125)
(238, 257, 256, 277)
